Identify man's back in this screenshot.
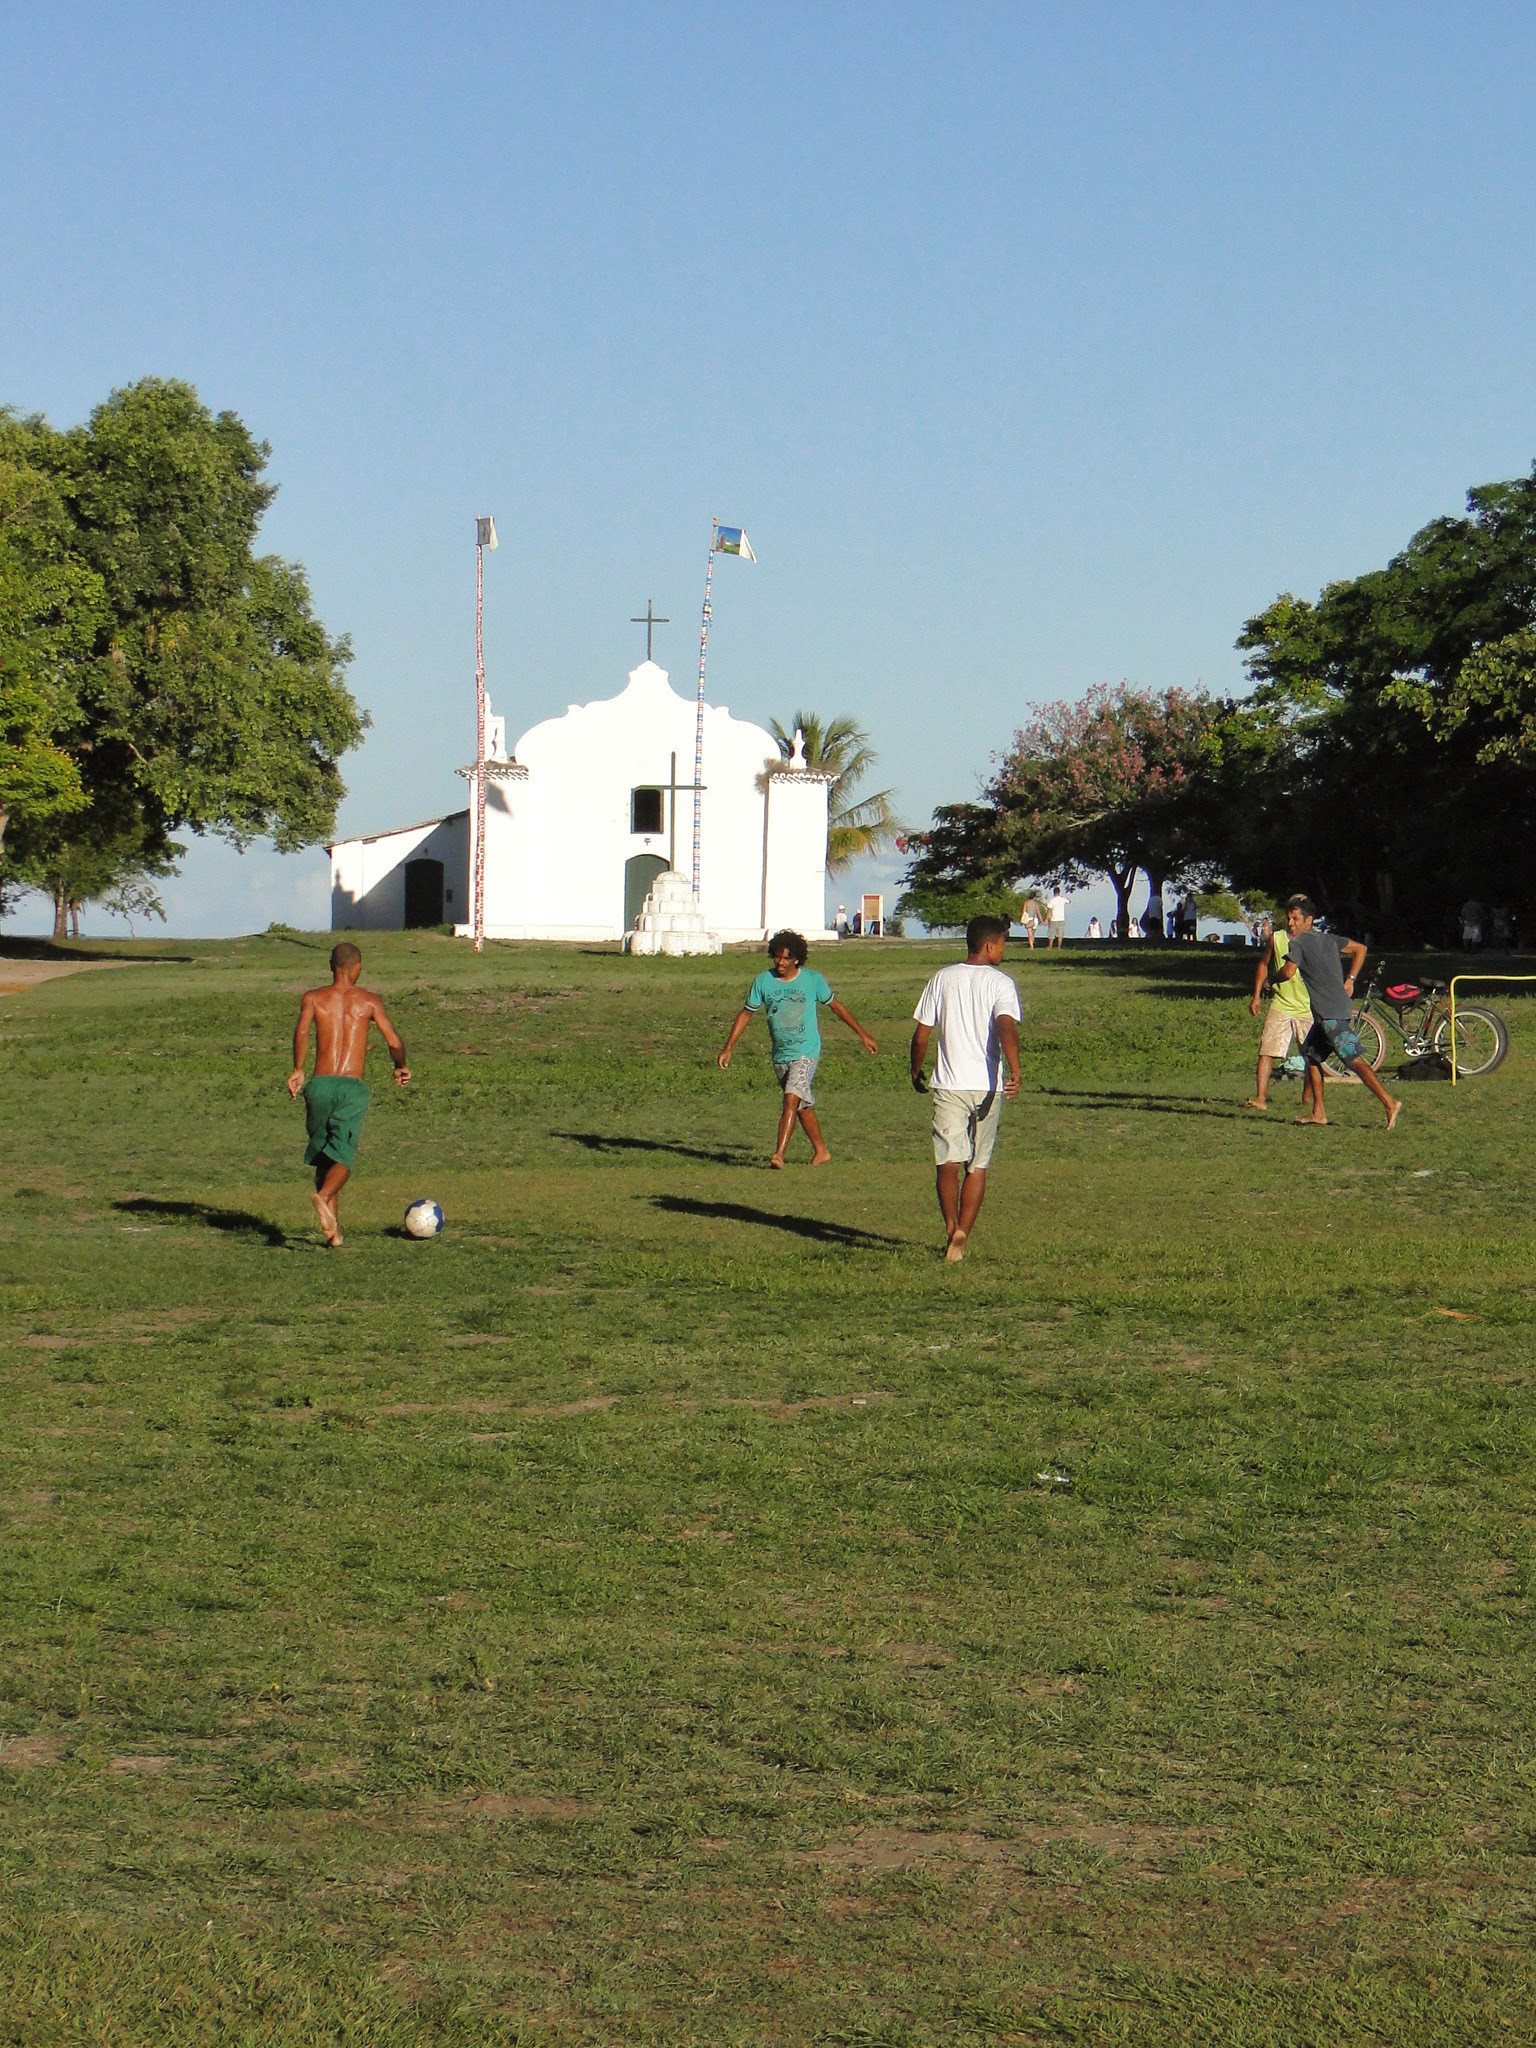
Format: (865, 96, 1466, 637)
(914, 961, 1020, 1090)
(305, 981, 383, 1078)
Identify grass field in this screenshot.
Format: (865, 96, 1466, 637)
(2, 929, 1534, 2046)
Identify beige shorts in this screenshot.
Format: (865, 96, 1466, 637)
(1260, 1006, 1311, 1058)
(931, 1087, 1004, 1169)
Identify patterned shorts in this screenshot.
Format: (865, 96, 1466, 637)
(773, 1057, 818, 1106)
(1303, 1017, 1362, 1068)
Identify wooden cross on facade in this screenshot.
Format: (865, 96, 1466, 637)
(631, 599, 669, 662)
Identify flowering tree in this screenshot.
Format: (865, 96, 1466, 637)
(904, 683, 1223, 937)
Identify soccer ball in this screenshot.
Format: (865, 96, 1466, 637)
(403, 1198, 445, 1240)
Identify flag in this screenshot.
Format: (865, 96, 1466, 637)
(476, 516, 498, 550)
(715, 526, 755, 561)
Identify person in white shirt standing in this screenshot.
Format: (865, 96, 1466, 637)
(909, 915, 1022, 1263)
(1046, 887, 1067, 947)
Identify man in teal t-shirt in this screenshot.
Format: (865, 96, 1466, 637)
(717, 928, 879, 1167)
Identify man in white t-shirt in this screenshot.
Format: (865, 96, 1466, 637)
(910, 915, 1022, 1263)
(1046, 888, 1067, 947)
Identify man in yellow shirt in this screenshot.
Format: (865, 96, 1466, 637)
(1244, 925, 1312, 1110)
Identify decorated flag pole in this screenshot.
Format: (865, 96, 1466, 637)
(691, 519, 755, 899)
(470, 515, 497, 953)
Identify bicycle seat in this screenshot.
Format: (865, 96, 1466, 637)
(1385, 982, 1424, 1004)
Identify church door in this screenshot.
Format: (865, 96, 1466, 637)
(403, 857, 445, 928)
(624, 854, 669, 930)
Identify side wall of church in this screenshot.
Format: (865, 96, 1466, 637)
(330, 813, 469, 930)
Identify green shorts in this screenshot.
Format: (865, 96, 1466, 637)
(303, 1075, 371, 1168)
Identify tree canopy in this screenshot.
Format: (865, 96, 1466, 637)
(0, 378, 366, 932)
(903, 684, 1223, 934)
(902, 461, 1536, 941)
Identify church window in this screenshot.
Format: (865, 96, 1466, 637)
(630, 787, 664, 835)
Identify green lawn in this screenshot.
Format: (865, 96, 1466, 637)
(1, 930, 1533, 2046)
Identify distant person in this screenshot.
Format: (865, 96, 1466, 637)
(1128, 916, 1143, 939)
(834, 904, 849, 939)
(1142, 906, 1164, 941)
(910, 915, 1022, 1263)
(1086, 915, 1103, 940)
(851, 911, 863, 936)
(1244, 916, 1312, 1111)
(1277, 896, 1401, 1130)
(717, 929, 878, 1168)
(1020, 900, 1042, 950)
(1461, 897, 1485, 950)
(287, 943, 410, 1247)
(1046, 888, 1067, 948)
(1491, 904, 1512, 949)
(1178, 894, 1199, 942)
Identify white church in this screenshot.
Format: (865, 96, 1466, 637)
(326, 657, 836, 946)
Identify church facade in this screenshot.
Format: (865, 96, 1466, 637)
(326, 659, 835, 943)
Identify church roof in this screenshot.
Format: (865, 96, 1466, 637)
(326, 808, 467, 851)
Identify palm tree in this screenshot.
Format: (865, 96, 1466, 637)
(768, 712, 899, 874)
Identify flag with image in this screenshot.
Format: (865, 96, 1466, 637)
(714, 526, 756, 561)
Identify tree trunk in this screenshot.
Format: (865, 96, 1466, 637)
(1144, 867, 1166, 939)
(70, 901, 82, 940)
(0, 805, 8, 862)
(1111, 866, 1134, 941)
(52, 886, 69, 943)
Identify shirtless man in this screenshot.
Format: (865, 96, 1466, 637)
(286, 943, 410, 1245)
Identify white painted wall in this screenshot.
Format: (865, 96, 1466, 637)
(329, 811, 469, 929)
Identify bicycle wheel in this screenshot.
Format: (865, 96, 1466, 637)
(1325, 1008, 1387, 1074)
(1433, 1004, 1508, 1077)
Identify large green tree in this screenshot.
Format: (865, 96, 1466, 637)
(1233, 463, 1536, 925)
(0, 437, 97, 857)
(0, 379, 366, 931)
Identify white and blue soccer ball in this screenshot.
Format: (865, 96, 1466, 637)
(403, 1197, 445, 1240)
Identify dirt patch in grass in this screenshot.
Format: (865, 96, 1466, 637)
(108, 1755, 177, 1774)
(463, 1794, 590, 1821)
(803, 1821, 1214, 1874)
(378, 1394, 619, 1420)
(1, 1734, 70, 1768)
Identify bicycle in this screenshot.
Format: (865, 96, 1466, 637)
(1328, 963, 1509, 1078)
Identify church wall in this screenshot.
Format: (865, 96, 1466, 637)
(762, 772, 834, 939)
(330, 813, 468, 930)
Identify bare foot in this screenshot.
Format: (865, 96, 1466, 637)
(1294, 1114, 1328, 1127)
(810, 1150, 833, 1167)
(310, 1191, 342, 1245)
(1386, 1098, 1403, 1130)
(768, 1154, 784, 1170)
(1243, 1097, 1269, 1111)
(944, 1230, 968, 1263)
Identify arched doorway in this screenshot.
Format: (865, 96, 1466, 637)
(403, 857, 445, 928)
(624, 854, 670, 930)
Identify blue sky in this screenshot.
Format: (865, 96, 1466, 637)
(4, 2, 1535, 936)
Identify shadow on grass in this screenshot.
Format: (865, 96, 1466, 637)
(0, 938, 195, 964)
(113, 1197, 288, 1247)
(556, 1129, 753, 1166)
(1037, 1085, 1246, 1121)
(647, 1194, 909, 1249)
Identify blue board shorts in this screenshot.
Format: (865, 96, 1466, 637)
(1302, 1017, 1362, 1069)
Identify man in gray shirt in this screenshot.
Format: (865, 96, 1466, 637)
(1277, 895, 1401, 1129)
